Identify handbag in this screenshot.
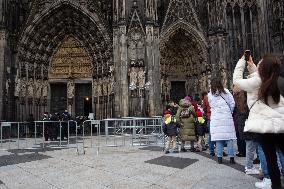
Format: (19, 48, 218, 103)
(244, 100, 284, 133)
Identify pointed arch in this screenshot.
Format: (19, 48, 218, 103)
(160, 20, 208, 62)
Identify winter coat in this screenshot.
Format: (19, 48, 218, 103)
(233, 106, 258, 141)
(176, 99, 196, 141)
(208, 89, 236, 141)
(163, 116, 178, 136)
(233, 59, 284, 133)
(202, 95, 211, 120)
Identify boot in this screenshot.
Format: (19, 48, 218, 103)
(181, 148, 187, 152)
(218, 157, 222, 164)
(230, 157, 235, 164)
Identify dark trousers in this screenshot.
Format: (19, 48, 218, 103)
(258, 134, 284, 189)
(236, 131, 246, 155)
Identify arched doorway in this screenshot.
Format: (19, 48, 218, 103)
(160, 22, 209, 104)
(15, 2, 112, 121)
(49, 35, 93, 116)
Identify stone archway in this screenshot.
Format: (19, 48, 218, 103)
(160, 22, 209, 103)
(15, 2, 113, 120)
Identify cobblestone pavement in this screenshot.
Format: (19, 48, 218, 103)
(0, 140, 261, 189)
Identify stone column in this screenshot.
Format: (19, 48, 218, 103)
(0, 30, 6, 120)
(258, 0, 271, 54)
(113, 28, 121, 117)
(145, 26, 154, 116)
(119, 26, 129, 117)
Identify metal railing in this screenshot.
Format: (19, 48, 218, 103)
(0, 117, 163, 155)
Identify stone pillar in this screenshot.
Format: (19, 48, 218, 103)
(0, 30, 6, 120)
(258, 0, 271, 54)
(145, 26, 154, 116)
(119, 26, 128, 117)
(113, 28, 121, 117)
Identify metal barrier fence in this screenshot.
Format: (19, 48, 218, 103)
(0, 117, 163, 155)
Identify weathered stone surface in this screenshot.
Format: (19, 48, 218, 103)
(1, 0, 283, 120)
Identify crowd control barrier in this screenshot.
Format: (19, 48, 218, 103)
(0, 117, 163, 155)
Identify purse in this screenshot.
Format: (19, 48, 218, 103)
(244, 100, 284, 133)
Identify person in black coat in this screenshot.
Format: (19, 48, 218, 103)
(233, 89, 259, 174)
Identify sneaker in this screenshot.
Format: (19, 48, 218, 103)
(245, 167, 261, 175)
(255, 178, 271, 189)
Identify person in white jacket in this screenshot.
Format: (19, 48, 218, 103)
(233, 53, 284, 189)
(208, 77, 236, 164)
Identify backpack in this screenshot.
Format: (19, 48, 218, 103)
(180, 108, 192, 118)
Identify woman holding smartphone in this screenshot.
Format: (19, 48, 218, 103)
(233, 52, 284, 189)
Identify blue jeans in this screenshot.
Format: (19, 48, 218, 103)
(207, 121, 216, 154)
(258, 145, 284, 178)
(245, 140, 257, 169)
(216, 140, 235, 158)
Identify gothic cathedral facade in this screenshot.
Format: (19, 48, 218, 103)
(0, 0, 283, 121)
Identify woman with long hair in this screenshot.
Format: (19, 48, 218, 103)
(233, 53, 284, 189)
(233, 87, 259, 175)
(208, 77, 236, 164)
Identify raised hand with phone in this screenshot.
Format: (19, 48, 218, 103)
(244, 50, 253, 65)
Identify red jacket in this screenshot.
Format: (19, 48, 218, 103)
(202, 95, 211, 120)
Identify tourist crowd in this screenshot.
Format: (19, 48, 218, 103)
(163, 52, 284, 189)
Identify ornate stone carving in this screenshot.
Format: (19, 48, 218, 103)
(97, 78, 103, 97)
(27, 79, 34, 98)
(92, 79, 98, 97)
(137, 67, 145, 88)
(129, 67, 138, 86)
(14, 77, 21, 97)
(108, 77, 114, 95)
(49, 36, 93, 79)
(42, 80, 48, 98)
(161, 0, 202, 32)
(165, 78, 171, 97)
(34, 80, 43, 99)
(67, 80, 75, 99)
(20, 78, 27, 97)
(102, 77, 108, 96)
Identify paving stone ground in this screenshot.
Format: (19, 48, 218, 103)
(0, 139, 261, 189)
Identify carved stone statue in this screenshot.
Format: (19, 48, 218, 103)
(185, 79, 190, 95)
(42, 80, 48, 98)
(207, 71, 212, 90)
(137, 67, 145, 88)
(14, 77, 21, 97)
(165, 78, 171, 96)
(160, 77, 164, 93)
(67, 80, 75, 99)
(92, 79, 98, 97)
(202, 73, 207, 91)
(6, 78, 10, 96)
(34, 80, 42, 99)
(97, 78, 103, 97)
(102, 77, 108, 96)
(108, 77, 114, 95)
(27, 78, 34, 97)
(129, 67, 138, 86)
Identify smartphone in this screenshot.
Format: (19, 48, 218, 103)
(244, 50, 251, 61)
